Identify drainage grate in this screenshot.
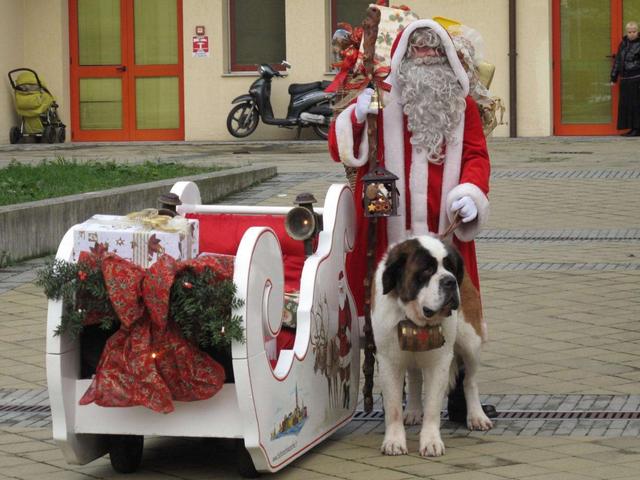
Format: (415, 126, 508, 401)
(547, 151, 594, 155)
(0, 404, 50, 414)
(496, 410, 640, 420)
(478, 262, 640, 272)
(353, 410, 640, 421)
(491, 169, 640, 180)
(477, 228, 640, 242)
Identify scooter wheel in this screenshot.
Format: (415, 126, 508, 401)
(312, 123, 329, 140)
(227, 103, 259, 138)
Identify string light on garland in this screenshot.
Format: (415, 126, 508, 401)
(36, 257, 245, 350)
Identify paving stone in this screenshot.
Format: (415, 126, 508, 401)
(2, 140, 640, 479)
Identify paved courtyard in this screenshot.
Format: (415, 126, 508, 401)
(1, 137, 640, 479)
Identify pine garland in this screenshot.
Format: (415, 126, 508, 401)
(170, 267, 245, 348)
(37, 258, 245, 349)
(37, 258, 118, 338)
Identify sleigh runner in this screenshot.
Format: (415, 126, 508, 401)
(45, 182, 359, 475)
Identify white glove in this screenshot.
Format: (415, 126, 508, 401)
(451, 196, 478, 223)
(354, 88, 378, 123)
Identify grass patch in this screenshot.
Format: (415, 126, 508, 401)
(0, 157, 221, 206)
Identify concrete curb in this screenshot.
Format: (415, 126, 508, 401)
(0, 165, 276, 262)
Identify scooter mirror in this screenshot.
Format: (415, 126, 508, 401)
(281, 60, 292, 69)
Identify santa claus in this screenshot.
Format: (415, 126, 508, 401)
(328, 18, 493, 421)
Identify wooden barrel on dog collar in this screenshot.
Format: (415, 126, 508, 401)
(397, 319, 445, 351)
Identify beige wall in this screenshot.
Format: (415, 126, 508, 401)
(183, 0, 330, 141)
(187, 0, 554, 140)
(1, 0, 554, 144)
(0, 0, 69, 144)
(23, 0, 70, 135)
(517, 0, 552, 136)
(0, 0, 25, 141)
(401, 0, 553, 137)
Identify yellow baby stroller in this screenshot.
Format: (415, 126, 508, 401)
(8, 68, 66, 144)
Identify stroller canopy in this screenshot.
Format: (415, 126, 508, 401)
(13, 71, 56, 133)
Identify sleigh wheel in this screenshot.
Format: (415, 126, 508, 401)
(235, 439, 259, 478)
(109, 434, 144, 473)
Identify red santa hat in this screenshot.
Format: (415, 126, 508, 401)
(384, 19, 469, 97)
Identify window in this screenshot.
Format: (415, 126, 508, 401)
(229, 0, 286, 72)
(330, 0, 388, 35)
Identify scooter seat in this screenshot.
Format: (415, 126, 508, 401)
(288, 82, 322, 95)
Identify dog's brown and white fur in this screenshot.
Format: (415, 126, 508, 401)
(372, 235, 493, 457)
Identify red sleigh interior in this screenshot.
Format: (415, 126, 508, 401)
(187, 213, 303, 367)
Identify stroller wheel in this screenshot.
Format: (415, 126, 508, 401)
(43, 126, 56, 144)
(9, 127, 22, 144)
(56, 126, 66, 143)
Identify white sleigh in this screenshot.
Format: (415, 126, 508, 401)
(46, 183, 359, 475)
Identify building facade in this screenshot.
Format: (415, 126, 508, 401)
(0, 1, 637, 144)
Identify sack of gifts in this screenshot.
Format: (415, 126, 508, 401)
(434, 16, 506, 136)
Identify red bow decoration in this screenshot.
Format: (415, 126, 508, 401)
(342, 64, 392, 92)
(325, 23, 366, 94)
(79, 252, 234, 413)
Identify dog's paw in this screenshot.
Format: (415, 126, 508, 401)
(467, 412, 494, 431)
(419, 436, 445, 457)
(403, 409, 423, 425)
(381, 437, 408, 456)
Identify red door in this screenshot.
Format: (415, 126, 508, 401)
(553, 0, 640, 135)
(69, 0, 184, 141)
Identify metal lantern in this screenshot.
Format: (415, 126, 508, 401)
(361, 166, 399, 217)
(285, 192, 321, 256)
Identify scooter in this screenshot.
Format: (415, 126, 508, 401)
(226, 61, 334, 140)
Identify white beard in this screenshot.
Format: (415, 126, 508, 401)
(397, 57, 466, 163)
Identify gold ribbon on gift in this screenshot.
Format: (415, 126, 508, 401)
(125, 209, 190, 233)
(89, 210, 190, 235)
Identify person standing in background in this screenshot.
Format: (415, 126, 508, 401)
(611, 21, 640, 136)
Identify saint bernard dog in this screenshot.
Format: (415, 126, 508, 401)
(372, 235, 493, 457)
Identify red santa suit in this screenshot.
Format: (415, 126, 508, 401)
(328, 19, 490, 339)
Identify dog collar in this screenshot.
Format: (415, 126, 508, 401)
(397, 319, 445, 352)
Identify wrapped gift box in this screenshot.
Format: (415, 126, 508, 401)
(73, 214, 199, 267)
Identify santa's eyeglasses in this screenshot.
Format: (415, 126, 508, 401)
(407, 29, 444, 57)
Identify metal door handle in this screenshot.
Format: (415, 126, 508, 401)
(116, 65, 127, 72)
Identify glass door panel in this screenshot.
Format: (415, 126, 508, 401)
(560, 0, 612, 124)
(136, 77, 179, 129)
(78, 0, 121, 65)
(80, 78, 123, 129)
(70, 0, 183, 141)
(552, 0, 640, 135)
(134, 0, 178, 65)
